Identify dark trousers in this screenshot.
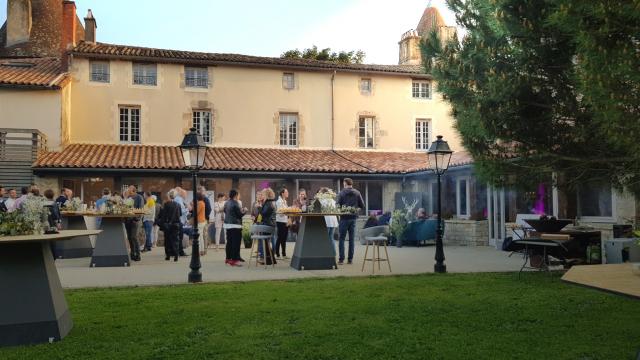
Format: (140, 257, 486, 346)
(178, 224, 186, 255)
(338, 218, 356, 262)
(276, 222, 288, 257)
(125, 220, 140, 258)
(225, 228, 242, 260)
(164, 226, 179, 258)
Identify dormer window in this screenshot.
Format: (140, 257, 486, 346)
(185, 67, 208, 88)
(282, 72, 295, 90)
(360, 78, 372, 95)
(90, 60, 110, 83)
(412, 80, 431, 99)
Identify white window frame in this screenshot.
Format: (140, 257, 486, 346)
(119, 106, 141, 143)
(429, 180, 438, 215)
(282, 72, 295, 90)
(578, 185, 617, 223)
(90, 60, 110, 83)
(456, 176, 471, 219)
(185, 67, 208, 88)
(415, 118, 431, 151)
(360, 78, 372, 95)
(279, 113, 298, 147)
(412, 80, 431, 99)
(132, 63, 157, 86)
(358, 117, 375, 149)
(193, 110, 213, 144)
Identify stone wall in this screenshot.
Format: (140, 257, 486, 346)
(34, 175, 60, 195)
(443, 219, 488, 246)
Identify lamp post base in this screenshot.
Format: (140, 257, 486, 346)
(434, 263, 447, 273)
(188, 270, 202, 283)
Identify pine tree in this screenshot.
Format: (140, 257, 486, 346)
(422, 0, 640, 194)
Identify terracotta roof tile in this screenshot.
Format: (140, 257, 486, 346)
(71, 42, 428, 77)
(0, 57, 67, 89)
(34, 144, 473, 174)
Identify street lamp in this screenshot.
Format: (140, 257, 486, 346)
(427, 135, 453, 273)
(180, 127, 207, 283)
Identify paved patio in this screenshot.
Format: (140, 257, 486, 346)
(56, 242, 526, 288)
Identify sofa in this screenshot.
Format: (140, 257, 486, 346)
(402, 219, 438, 246)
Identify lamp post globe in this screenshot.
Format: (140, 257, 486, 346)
(427, 135, 453, 274)
(180, 127, 207, 283)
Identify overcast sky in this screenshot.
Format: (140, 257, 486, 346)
(0, 0, 459, 64)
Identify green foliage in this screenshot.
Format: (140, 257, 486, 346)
(1, 274, 638, 359)
(0, 195, 50, 236)
(242, 222, 253, 248)
(422, 0, 640, 194)
(390, 209, 408, 240)
(281, 45, 366, 64)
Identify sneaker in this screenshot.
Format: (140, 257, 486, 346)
(347, 260, 353, 265)
(338, 260, 344, 265)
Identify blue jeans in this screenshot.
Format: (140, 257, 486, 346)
(327, 227, 336, 256)
(143, 220, 153, 250)
(338, 219, 356, 262)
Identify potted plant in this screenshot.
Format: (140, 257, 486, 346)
(390, 209, 408, 247)
(242, 222, 253, 248)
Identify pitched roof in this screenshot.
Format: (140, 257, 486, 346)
(0, 57, 67, 89)
(33, 144, 473, 174)
(71, 42, 429, 77)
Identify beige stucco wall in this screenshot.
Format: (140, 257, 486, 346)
(68, 58, 460, 152)
(0, 88, 63, 150)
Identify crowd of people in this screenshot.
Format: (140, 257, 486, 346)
(1, 178, 370, 267)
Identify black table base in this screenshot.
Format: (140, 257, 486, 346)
(54, 216, 93, 259)
(0, 241, 72, 347)
(290, 216, 337, 270)
(91, 217, 130, 267)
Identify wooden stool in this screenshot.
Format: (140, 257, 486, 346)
(248, 225, 276, 269)
(359, 226, 391, 274)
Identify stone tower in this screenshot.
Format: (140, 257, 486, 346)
(398, 6, 457, 65)
(0, 0, 86, 57)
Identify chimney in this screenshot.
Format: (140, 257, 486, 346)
(6, 0, 32, 47)
(84, 9, 97, 43)
(62, 1, 78, 51)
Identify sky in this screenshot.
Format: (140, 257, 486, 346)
(0, 0, 459, 65)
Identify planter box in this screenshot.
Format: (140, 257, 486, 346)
(443, 219, 489, 246)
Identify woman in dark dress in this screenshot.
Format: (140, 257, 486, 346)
(260, 188, 277, 265)
(223, 189, 246, 267)
(158, 190, 182, 262)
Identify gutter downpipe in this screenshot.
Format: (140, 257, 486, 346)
(331, 70, 336, 150)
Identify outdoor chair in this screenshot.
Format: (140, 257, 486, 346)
(248, 225, 276, 269)
(360, 225, 391, 274)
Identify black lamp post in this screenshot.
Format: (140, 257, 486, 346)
(180, 127, 207, 283)
(427, 135, 453, 273)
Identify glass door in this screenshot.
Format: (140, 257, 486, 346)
(487, 187, 506, 248)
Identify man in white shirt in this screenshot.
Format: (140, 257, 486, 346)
(4, 188, 17, 212)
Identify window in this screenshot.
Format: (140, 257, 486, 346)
(90, 61, 110, 82)
(578, 181, 614, 220)
(415, 119, 430, 150)
(132, 63, 157, 86)
(282, 72, 295, 90)
(429, 181, 438, 215)
(412, 80, 431, 99)
(193, 110, 212, 143)
(185, 67, 208, 88)
(119, 106, 141, 143)
(358, 117, 375, 148)
(279, 113, 298, 147)
(360, 78, 372, 94)
(456, 177, 470, 218)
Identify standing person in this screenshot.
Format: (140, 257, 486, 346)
(197, 186, 212, 249)
(259, 188, 278, 265)
(223, 189, 246, 266)
(152, 195, 161, 247)
(173, 187, 188, 256)
(142, 192, 156, 252)
(95, 188, 111, 228)
(336, 178, 365, 265)
(124, 186, 144, 261)
(0, 186, 7, 212)
(319, 188, 339, 256)
(55, 188, 69, 206)
(13, 187, 29, 211)
(291, 188, 308, 242)
(4, 188, 17, 212)
(158, 190, 181, 261)
(252, 190, 265, 223)
(194, 193, 208, 256)
(43, 189, 62, 230)
(29, 185, 41, 197)
(212, 193, 226, 251)
(275, 187, 289, 259)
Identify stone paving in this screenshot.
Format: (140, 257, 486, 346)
(56, 242, 526, 289)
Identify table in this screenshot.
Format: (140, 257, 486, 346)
(283, 213, 341, 270)
(53, 213, 94, 259)
(87, 214, 142, 267)
(514, 239, 565, 277)
(0, 230, 101, 347)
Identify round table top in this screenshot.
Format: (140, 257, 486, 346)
(0, 230, 102, 244)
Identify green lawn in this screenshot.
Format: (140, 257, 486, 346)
(1, 273, 638, 360)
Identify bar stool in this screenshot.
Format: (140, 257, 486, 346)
(360, 225, 391, 274)
(249, 224, 276, 269)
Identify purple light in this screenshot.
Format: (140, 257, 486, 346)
(533, 183, 546, 215)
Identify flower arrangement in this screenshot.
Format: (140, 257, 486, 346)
(314, 189, 336, 202)
(62, 197, 83, 212)
(97, 196, 135, 215)
(338, 205, 359, 215)
(0, 195, 50, 236)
